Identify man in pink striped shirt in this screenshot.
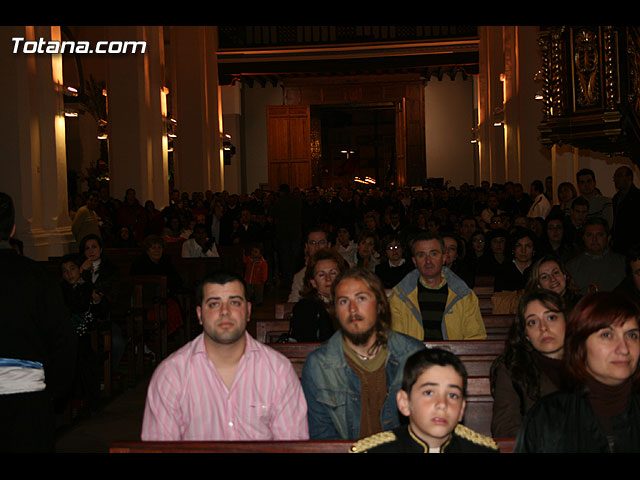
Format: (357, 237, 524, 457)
(141, 271, 308, 441)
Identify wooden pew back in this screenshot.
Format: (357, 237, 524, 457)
(110, 438, 515, 453)
(255, 314, 514, 344)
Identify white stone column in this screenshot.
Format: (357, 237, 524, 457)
(0, 25, 75, 260)
(170, 26, 223, 195)
(477, 26, 507, 185)
(105, 25, 169, 209)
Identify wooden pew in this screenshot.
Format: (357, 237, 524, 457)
(255, 319, 290, 343)
(254, 315, 514, 344)
(482, 314, 514, 340)
(275, 302, 295, 320)
(478, 295, 493, 315)
(110, 438, 515, 453)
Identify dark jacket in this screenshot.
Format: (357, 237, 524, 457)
(515, 388, 640, 453)
(494, 260, 532, 292)
(289, 297, 334, 342)
(130, 253, 184, 297)
(352, 424, 500, 453)
(490, 357, 560, 438)
(374, 260, 415, 290)
(612, 184, 640, 255)
(0, 246, 77, 452)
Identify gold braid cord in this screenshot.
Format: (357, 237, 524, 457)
(454, 424, 500, 451)
(349, 431, 397, 453)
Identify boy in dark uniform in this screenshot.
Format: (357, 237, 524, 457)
(351, 348, 499, 453)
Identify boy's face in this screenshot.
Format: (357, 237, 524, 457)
(61, 261, 81, 285)
(397, 365, 466, 449)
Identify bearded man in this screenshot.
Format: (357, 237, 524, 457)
(301, 267, 425, 440)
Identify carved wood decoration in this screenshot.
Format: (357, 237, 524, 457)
(538, 26, 640, 163)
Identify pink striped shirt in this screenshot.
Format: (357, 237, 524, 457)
(141, 332, 309, 441)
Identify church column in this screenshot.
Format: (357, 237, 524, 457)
(105, 25, 169, 209)
(169, 26, 224, 195)
(0, 25, 74, 260)
(477, 26, 507, 185)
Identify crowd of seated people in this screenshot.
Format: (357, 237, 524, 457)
(48, 169, 640, 452)
(65, 170, 636, 302)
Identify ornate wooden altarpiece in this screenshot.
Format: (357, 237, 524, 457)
(537, 26, 640, 164)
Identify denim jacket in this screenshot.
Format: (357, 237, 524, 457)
(301, 330, 425, 440)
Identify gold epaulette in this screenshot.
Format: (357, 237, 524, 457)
(454, 424, 499, 450)
(349, 431, 397, 453)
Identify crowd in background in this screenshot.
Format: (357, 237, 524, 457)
(67, 167, 640, 304)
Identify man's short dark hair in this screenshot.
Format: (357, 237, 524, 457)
(530, 180, 544, 195)
(78, 233, 103, 254)
(143, 234, 165, 251)
(0, 192, 15, 241)
(60, 253, 83, 267)
(576, 168, 595, 182)
(571, 196, 589, 209)
(306, 226, 328, 242)
(584, 216, 610, 235)
(409, 232, 445, 256)
(401, 348, 468, 398)
(196, 270, 247, 305)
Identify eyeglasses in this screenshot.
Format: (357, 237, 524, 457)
(308, 240, 327, 247)
(386, 245, 401, 251)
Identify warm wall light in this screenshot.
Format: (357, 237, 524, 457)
(493, 107, 504, 127)
(97, 119, 108, 139)
(160, 86, 169, 118)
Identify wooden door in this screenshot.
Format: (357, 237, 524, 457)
(395, 99, 407, 187)
(266, 105, 311, 189)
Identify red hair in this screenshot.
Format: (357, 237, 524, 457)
(564, 292, 640, 388)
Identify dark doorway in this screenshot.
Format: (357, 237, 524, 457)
(310, 103, 396, 189)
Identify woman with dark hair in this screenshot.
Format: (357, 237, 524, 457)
(78, 234, 120, 311)
(476, 228, 508, 277)
(557, 181, 578, 217)
(515, 291, 640, 452)
(540, 213, 575, 263)
(289, 248, 347, 342)
(493, 227, 538, 292)
(525, 254, 583, 314)
(130, 235, 185, 337)
(144, 200, 166, 237)
(77, 233, 125, 372)
(113, 226, 137, 248)
(347, 231, 381, 273)
(375, 234, 414, 290)
(490, 289, 569, 438)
